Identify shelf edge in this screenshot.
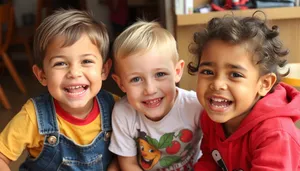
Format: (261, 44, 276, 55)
(176, 7, 300, 26)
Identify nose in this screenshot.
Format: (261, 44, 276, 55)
(210, 76, 227, 91)
(66, 65, 83, 79)
(143, 80, 157, 95)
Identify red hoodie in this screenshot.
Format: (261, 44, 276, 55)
(194, 83, 300, 171)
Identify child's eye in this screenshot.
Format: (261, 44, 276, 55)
(130, 77, 141, 83)
(200, 70, 213, 75)
(231, 72, 243, 78)
(82, 59, 94, 64)
(53, 62, 67, 67)
(156, 72, 166, 78)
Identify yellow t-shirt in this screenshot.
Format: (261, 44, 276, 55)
(0, 94, 119, 161)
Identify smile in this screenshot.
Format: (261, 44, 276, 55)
(208, 97, 232, 112)
(142, 97, 163, 108)
(64, 85, 89, 97)
(140, 156, 154, 169)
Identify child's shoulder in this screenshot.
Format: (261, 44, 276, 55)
(96, 90, 121, 102)
(8, 98, 38, 128)
(177, 87, 199, 104)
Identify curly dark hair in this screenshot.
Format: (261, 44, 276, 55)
(188, 11, 289, 92)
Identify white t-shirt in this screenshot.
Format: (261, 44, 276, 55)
(109, 88, 203, 171)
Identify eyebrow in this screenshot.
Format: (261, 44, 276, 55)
(199, 61, 247, 71)
(49, 53, 98, 62)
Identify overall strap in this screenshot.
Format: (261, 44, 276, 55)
(31, 93, 59, 135)
(96, 90, 115, 132)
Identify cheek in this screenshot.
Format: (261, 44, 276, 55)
(125, 86, 140, 100)
(196, 78, 207, 103)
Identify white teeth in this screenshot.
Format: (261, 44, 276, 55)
(211, 103, 228, 108)
(146, 99, 160, 104)
(66, 85, 84, 90)
(211, 97, 228, 102)
(143, 158, 150, 162)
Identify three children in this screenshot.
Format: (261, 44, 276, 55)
(0, 7, 299, 171)
(189, 12, 300, 170)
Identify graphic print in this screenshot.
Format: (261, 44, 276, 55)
(211, 150, 244, 171)
(136, 129, 195, 170)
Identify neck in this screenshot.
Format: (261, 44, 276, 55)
(223, 94, 261, 137)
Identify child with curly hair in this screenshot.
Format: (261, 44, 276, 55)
(188, 11, 300, 170)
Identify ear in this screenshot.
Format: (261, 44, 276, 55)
(101, 58, 112, 80)
(258, 73, 277, 96)
(174, 59, 185, 83)
(112, 73, 126, 92)
(32, 65, 47, 86)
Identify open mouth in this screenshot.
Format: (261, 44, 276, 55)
(140, 156, 154, 169)
(142, 97, 163, 108)
(64, 85, 89, 95)
(208, 97, 232, 111)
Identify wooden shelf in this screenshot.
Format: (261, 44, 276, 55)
(176, 7, 300, 26)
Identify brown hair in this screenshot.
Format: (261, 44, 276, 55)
(188, 11, 289, 92)
(33, 9, 109, 68)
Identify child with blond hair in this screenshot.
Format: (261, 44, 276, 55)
(108, 20, 203, 171)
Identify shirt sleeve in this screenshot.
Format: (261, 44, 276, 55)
(109, 99, 138, 156)
(194, 112, 219, 171)
(250, 130, 300, 171)
(0, 100, 39, 161)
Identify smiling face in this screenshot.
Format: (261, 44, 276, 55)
(196, 40, 273, 132)
(138, 138, 161, 170)
(113, 49, 184, 121)
(33, 34, 110, 117)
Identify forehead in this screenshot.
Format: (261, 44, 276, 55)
(115, 48, 176, 73)
(201, 40, 257, 68)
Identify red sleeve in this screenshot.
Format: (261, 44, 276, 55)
(250, 130, 300, 171)
(194, 112, 219, 171)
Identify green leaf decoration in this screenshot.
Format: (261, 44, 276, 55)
(146, 136, 159, 149)
(158, 132, 174, 149)
(160, 156, 181, 167)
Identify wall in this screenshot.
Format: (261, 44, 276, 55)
(13, 0, 112, 31)
(13, 0, 36, 27)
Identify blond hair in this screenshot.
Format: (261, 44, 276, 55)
(33, 9, 109, 68)
(112, 20, 179, 71)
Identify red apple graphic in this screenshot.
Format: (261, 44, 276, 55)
(166, 140, 181, 154)
(179, 129, 193, 143)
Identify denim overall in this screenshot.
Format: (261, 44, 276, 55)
(20, 90, 114, 171)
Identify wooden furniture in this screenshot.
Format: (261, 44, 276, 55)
(0, 3, 26, 94)
(0, 84, 11, 109)
(281, 63, 300, 87)
(9, 0, 87, 68)
(174, 7, 300, 90)
(9, 0, 55, 67)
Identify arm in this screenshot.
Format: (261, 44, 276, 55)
(0, 152, 11, 171)
(0, 101, 39, 171)
(109, 100, 141, 170)
(118, 156, 143, 171)
(107, 156, 121, 171)
(194, 133, 219, 171)
(251, 130, 300, 171)
(194, 112, 219, 171)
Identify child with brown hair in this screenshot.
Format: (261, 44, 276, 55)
(188, 11, 300, 170)
(0, 9, 119, 171)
